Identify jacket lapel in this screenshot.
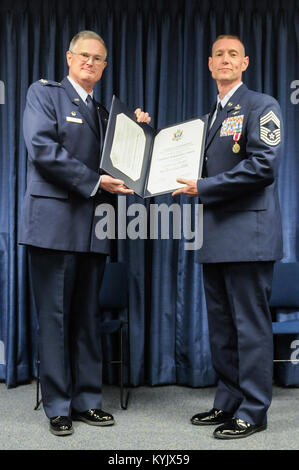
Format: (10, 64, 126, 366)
(205, 84, 248, 150)
(61, 77, 100, 138)
(94, 101, 107, 152)
(206, 105, 227, 148)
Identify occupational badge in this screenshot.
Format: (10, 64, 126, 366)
(260, 110, 281, 146)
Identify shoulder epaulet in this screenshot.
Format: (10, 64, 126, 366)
(39, 79, 62, 87)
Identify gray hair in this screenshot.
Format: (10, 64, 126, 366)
(69, 30, 107, 58)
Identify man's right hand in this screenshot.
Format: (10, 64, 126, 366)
(99, 174, 134, 194)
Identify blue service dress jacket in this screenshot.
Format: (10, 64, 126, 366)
(197, 84, 283, 263)
(19, 77, 113, 254)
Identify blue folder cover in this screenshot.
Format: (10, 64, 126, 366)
(100, 95, 208, 198)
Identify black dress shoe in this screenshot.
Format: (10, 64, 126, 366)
(49, 416, 73, 436)
(213, 418, 267, 439)
(72, 409, 115, 426)
(191, 408, 233, 426)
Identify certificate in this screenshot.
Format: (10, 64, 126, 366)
(146, 119, 205, 195)
(110, 113, 146, 181)
(100, 96, 208, 198)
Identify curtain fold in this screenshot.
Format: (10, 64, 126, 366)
(0, 0, 298, 387)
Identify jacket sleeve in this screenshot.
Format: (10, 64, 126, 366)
(197, 95, 283, 206)
(23, 82, 100, 199)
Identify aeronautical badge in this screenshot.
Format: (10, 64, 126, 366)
(260, 111, 281, 146)
(39, 79, 48, 84)
(232, 105, 242, 116)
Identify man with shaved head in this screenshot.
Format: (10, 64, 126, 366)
(173, 35, 283, 439)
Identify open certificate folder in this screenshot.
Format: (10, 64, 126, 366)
(100, 96, 208, 198)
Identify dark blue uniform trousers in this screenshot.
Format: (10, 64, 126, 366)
(202, 261, 274, 426)
(29, 247, 106, 418)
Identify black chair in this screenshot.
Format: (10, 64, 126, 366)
(269, 262, 299, 364)
(99, 262, 130, 409)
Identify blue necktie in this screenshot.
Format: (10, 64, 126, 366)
(86, 94, 99, 130)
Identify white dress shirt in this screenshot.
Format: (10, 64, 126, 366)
(209, 81, 243, 128)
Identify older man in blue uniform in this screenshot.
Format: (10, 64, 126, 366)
(173, 35, 283, 439)
(20, 30, 150, 436)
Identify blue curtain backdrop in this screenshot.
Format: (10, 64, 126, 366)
(0, 0, 298, 387)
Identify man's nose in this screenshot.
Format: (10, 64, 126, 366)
(86, 56, 94, 65)
(221, 53, 230, 63)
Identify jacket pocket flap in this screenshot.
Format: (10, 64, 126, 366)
(224, 191, 265, 211)
(30, 181, 69, 199)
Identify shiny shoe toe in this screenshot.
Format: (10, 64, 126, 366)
(72, 409, 115, 426)
(191, 408, 233, 426)
(213, 418, 267, 439)
(49, 416, 73, 436)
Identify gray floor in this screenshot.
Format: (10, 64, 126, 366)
(0, 381, 298, 451)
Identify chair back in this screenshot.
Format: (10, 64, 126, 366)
(269, 262, 299, 308)
(99, 262, 128, 310)
(270, 262, 299, 335)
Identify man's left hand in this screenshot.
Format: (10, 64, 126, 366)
(99, 175, 134, 194)
(172, 178, 199, 196)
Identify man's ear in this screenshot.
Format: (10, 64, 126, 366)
(66, 51, 72, 67)
(242, 56, 249, 72)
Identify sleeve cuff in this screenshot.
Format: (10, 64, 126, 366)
(90, 176, 101, 197)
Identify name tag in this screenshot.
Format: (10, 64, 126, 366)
(66, 116, 83, 124)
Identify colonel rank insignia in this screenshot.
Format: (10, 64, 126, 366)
(260, 110, 281, 146)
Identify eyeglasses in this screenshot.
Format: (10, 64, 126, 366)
(70, 51, 106, 65)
